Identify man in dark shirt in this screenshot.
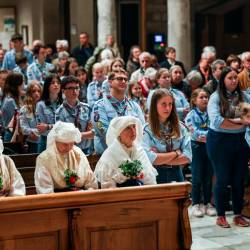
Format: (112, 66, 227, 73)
(160, 47, 186, 76)
(71, 32, 94, 67)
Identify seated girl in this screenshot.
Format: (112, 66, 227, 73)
(94, 116, 157, 188)
(0, 138, 25, 196)
(35, 121, 98, 194)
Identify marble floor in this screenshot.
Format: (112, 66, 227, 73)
(190, 211, 250, 250)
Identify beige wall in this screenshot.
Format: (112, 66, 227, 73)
(70, 0, 95, 48)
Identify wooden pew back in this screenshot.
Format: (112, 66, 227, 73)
(0, 183, 192, 250)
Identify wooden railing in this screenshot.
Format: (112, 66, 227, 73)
(0, 183, 192, 250)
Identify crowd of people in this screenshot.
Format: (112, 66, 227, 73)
(0, 32, 250, 229)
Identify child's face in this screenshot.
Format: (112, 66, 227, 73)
(93, 68, 104, 81)
(158, 72, 171, 88)
(131, 84, 142, 97)
(194, 91, 208, 111)
(31, 85, 41, 103)
(112, 61, 123, 71)
(77, 72, 87, 84)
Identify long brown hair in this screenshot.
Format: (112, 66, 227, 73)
(218, 67, 243, 116)
(24, 81, 42, 114)
(149, 89, 180, 138)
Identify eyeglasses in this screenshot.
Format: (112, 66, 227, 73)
(113, 77, 128, 82)
(64, 86, 80, 91)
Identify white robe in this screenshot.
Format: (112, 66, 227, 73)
(94, 139, 157, 188)
(35, 144, 98, 194)
(0, 155, 26, 197)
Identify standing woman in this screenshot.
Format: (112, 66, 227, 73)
(36, 74, 62, 152)
(19, 81, 42, 153)
(1, 72, 24, 142)
(207, 67, 250, 228)
(143, 89, 192, 183)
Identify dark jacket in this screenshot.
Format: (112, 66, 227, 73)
(71, 44, 94, 67)
(160, 60, 187, 76)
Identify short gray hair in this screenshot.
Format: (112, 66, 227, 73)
(139, 51, 151, 61)
(211, 59, 226, 72)
(169, 65, 183, 75)
(185, 70, 202, 83)
(201, 51, 215, 60)
(241, 51, 250, 62)
(203, 46, 216, 54)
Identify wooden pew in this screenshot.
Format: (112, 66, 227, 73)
(0, 183, 192, 250)
(9, 153, 100, 195)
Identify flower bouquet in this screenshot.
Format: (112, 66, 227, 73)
(0, 176, 7, 196)
(118, 160, 144, 187)
(64, 169, 79, 191)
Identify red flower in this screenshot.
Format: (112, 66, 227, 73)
(69, 176, 76, 184)
(139, 172, 144, 179)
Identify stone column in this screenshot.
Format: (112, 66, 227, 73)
(167, 0, 191, 70)
(97, 0, 117, 47)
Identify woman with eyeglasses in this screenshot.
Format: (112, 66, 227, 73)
(142, 89, 192, 183)
(35, 74, 62, 152)
(56, 76, 94, 155)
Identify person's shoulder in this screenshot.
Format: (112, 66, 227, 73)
(79, 102, 91, 110)
(55, 103, 64, 112)
(185, 109, 195, 118)
(3, 154, 13, 164)
(2, 96, 14, 105)
(92, 98, 106, 111)
(87, 81, 96, 87)
(36, 149, 50, 162)
(24, 48, 32, 54)
(209, 91, 219, 100)
(20, 105, 29, 113)
(179, 121, 189, 133)
(242, 90, 250, 102)
(4, 50, 12, 56)
(73, 145, 85, 155)
(143, 122, 151, 132)
(36, 100, 45, 107)
(27, 62, 35, 69)
(238, 69, 246, 78)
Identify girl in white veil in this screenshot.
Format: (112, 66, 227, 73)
(94, 116, 157, 188)
(35, 121, 97, 193)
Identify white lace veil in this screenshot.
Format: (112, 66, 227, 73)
(106, 116, 143, 147)
(46, 121, 82, 148)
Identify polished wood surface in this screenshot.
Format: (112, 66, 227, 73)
(0, 183, 192, 250)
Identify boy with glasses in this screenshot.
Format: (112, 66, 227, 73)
(56, 76, 94, 155)
(91, 69, 145, 155)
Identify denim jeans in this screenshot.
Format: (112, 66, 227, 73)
(206, 129, 249, 216)
(191, 141, 213, 205)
